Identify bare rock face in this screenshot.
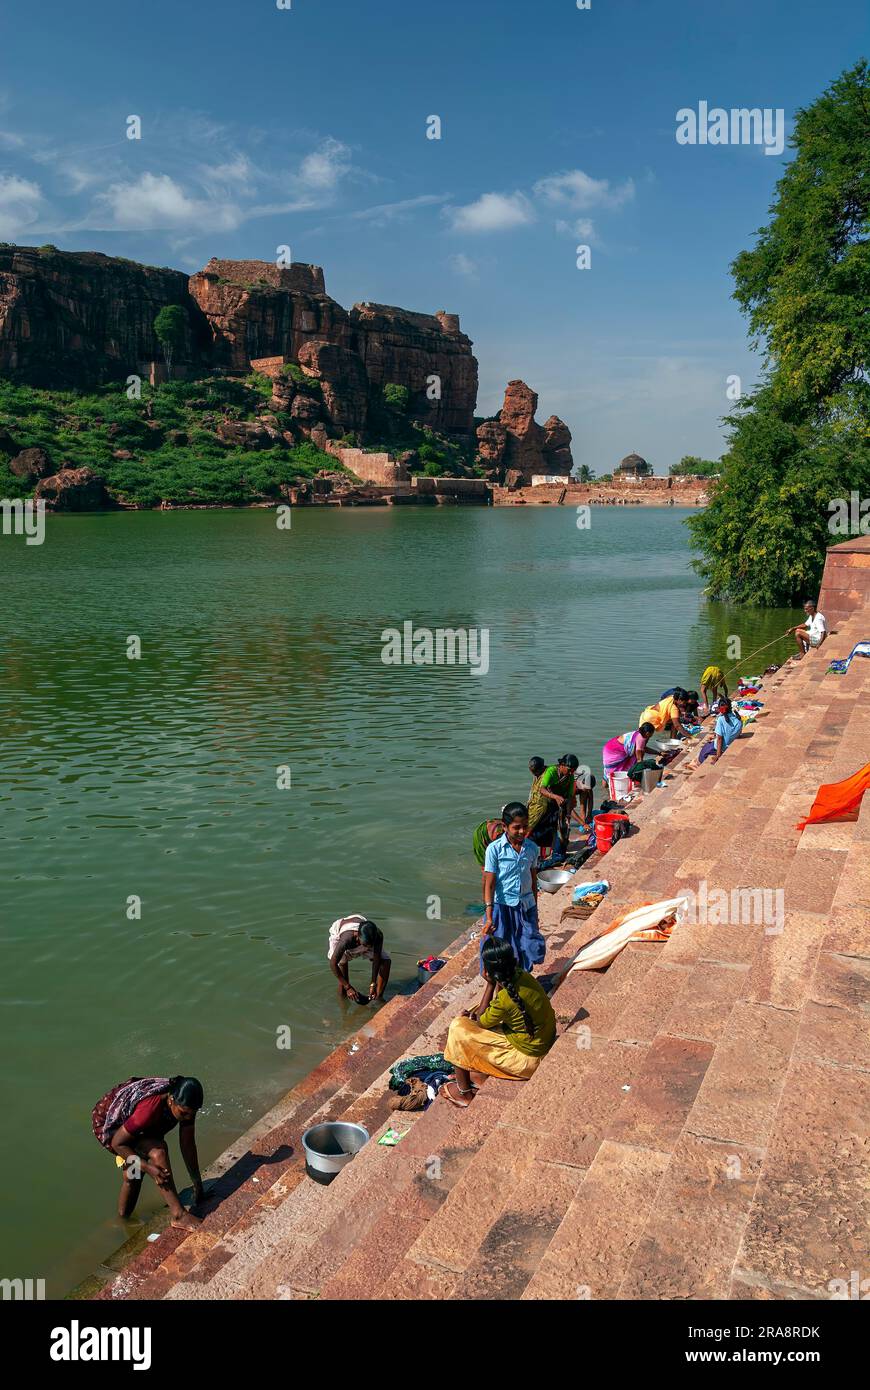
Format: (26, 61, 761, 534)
(297, 339, 368, 434)
(542, 415, 573, 475)
(475, 420, 508, 473)
(348, 302, 478, 437)
(35, 467, 109, 510)
(216, 419, 272, 450)
(0, 246, 207, 386)
(289, 395, 322, 426)
(9, 446, 53, 481)
(189, 258, 348, 374)
(475, 380, 573, 483)
(188, 263, 478, 439)
(0, 247, 480, 442)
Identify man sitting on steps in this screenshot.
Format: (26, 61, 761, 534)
(788, 599, 827, 657)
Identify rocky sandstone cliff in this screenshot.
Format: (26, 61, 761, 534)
(1, 246, 574, 488)
(0, 246, 478, 441)
(476, 379, 573, 484)
(0, 246, 209, 387)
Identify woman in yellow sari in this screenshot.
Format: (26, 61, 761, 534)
(441, 939, 556, 1106)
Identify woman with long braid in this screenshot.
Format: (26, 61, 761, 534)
(441, 939, 556, 1107)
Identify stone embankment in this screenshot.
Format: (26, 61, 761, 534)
(493, 477, 710, 507)
(79, 542, 869, 1302)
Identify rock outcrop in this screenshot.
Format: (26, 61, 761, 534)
(35, 467, 110, 510)
(0, 246, 480, 444)
(347, 303, 477, 436)
(476, 380, 573, 484)
(188, 258, 346, 375)
(8, 446, 53, 481)
(297, 340, 369, 435)
(187, 260, 477, 439)
(0, 245, 208, 387)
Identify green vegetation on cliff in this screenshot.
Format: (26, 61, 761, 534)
(0, 377, 337, 507)
(370, 384, 481, 477)
(689, 60, 870, 605)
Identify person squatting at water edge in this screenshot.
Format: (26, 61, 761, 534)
(602, 722, 656, 783)
(328, 913, 391, 1002)
(441, 938, 557, 1107)
(91, 1075, 206, 1229)
(700, 665, 728, 713)
(472, 813, 506, 894)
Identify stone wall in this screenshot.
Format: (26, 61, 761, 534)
(327, 445, 410, 485)
(202, 259, 325, 293)
(818, 535, 870, 626)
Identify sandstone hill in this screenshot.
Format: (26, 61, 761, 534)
(0, 245, 574, 501)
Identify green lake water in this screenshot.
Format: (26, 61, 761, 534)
(0, 505, 801, 1295)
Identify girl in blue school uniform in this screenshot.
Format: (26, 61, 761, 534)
(482, 801, 546, 972)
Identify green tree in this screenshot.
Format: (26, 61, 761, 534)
(154, 305, 187, 376)
(670, 455, 719, 477)
(689, 59, 870, 605)
(576, 463, 596, 483)
(383, 383, 411, 413)
(731, 60, 870, 411)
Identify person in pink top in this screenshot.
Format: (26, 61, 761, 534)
(602, 722, 655, 781)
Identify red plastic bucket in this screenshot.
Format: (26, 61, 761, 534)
(594, 812, 629, 854)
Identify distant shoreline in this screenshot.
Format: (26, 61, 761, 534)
(32, 485, 710, 515)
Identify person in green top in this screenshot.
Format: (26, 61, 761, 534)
(527, 754, 579, 858)
(442, 939, 557, 1107)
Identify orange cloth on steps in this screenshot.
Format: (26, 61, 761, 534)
(796, 762, 870, 831)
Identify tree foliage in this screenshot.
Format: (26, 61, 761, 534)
(153, 305, 187, 372)
(670, 455, 719, 477)
(689, 60, 870, 605)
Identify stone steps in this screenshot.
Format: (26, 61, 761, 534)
(97, 872, 615, 1300)
(323, 629, 869, 1301)
(92, 606, 870, 1301)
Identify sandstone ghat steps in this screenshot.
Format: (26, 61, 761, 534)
(328, 647, 869, 1304)
(91, 895, 595, 1301)
(90, 614, 870, 1302)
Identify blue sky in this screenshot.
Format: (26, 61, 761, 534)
(0, 0, 865, 471)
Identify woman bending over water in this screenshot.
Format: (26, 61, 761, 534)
(92, 1075, 206, 1230)
(328, 913, 391, 1002)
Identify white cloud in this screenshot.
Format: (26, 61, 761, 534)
(298, 137, 351, 190)
(0, 173, 43, 238)
(447, 191, 535, 233)
(59, 162, 108, 194)
(449, 252, 479, 280)
(90, 172, 242, 231)
(352, 193, 451, 224)
(199, 153, 256, 192)
(533, 168, 634, 211)
(555, 217, 597, 242)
